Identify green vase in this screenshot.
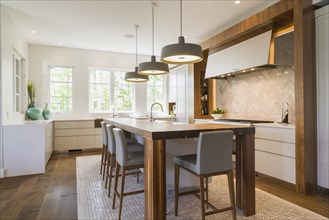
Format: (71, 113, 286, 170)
(42, 103, 51, 120)
(27, 107, 43, 120)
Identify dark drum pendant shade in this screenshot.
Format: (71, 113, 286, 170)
(160, 0, 203, 64)
(124, 67, 149, 82)
(161, 36, 203, 64)
(124, 25, 149, 82)
(138, 3, 169, 75)
(139, 55, 169, 75)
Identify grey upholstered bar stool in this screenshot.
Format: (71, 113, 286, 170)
(112, 128, 144, 220)
(105, 124, 142, 194)
(174, 130, 236, 220)
(100, 122, 108, 180)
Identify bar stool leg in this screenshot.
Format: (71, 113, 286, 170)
(174, 164, 180, 216)
(205, 177, 209, 209)
(118, 168, 126, 220)
(105, 152, 111, 188)
(112, 162, 120, 209)
(108, 154, 114, 197)
(100, 145, 105, 174)
(228, 171, 237, 220)
(102, 150, 108, 180)
(199, 176, 206, 220)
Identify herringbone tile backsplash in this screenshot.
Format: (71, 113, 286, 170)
(216, 66, 295, 124)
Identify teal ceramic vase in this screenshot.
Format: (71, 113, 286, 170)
(42, 103, 51, 120)
(27, 107, 43, 120)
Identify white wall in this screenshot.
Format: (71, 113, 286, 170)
(29, 44, 153, 119)
(1, 4, 29, 177)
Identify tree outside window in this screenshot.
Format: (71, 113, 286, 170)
(89, 68, 134, 113)
(147, 75, 164, 111)
(49, 67, 73, 112)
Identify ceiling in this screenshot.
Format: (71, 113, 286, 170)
(2, 0, 278, 56)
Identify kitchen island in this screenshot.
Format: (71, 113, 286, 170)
(104, 118, 256, 219)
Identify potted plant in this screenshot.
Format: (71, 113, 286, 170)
(211, 108, 226, 119)
(27, 80, 36, 108)
(26, 80, 42, 120)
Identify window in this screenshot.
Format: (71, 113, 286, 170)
(113, 70, 133, 111)
(147, 75, 165, 111)
(89, 69, 111, 112)
(49, 67, 73, 112)
(13, 52, 23, 113)
(89, 68, 134, 113)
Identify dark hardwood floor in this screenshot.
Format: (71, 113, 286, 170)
(1, 151, 328, 219)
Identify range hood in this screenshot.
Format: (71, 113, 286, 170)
(205, 30, 294, 79)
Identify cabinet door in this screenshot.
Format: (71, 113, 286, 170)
(54, 136, 77, 151)
(78, 136, 95, 149)
(94, 135, 103, 148)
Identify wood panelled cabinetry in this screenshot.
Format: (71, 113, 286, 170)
(194, 50, 215, 119)
(316, 5, 329, 189)
(54, 120, 102, 151)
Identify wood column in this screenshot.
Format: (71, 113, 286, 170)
(144, 139, 166, 219)
(235, 133, 255, 216)
(294, 0, 318, 194)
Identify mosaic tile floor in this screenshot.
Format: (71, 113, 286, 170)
(77, 155, 326, 220)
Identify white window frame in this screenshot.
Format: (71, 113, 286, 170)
(88, 67, 135, 113)
(49, 66, 74, 113)
(13, 52, 24, 114)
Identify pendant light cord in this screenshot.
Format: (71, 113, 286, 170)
(152, 5, 155, 56)
(135, 25, 138, 66)
(180, 0, 183, 36)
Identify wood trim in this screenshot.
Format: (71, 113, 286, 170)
(293, 0, 317, 194)
(200, 0, 293, 53)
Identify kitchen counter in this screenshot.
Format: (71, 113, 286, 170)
(104, 118, 256, 218)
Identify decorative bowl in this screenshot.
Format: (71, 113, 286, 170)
(211, 114, 224, 119)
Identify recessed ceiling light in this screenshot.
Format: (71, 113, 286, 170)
(242, 70, 246, 73)
(124, 34, 134, 39)
(58, 43, 63, 46)
(251, 68, 255, 71)
(31, 30, 36, 34)
(235, 0, 241, 4)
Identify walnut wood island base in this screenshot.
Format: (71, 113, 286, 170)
(104, 118, 256, 219)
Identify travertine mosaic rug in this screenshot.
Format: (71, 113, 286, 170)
(77, 155, 326, 220)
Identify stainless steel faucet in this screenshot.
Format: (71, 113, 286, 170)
(150, 102, 163, 122)
(281, 102, 289, 123)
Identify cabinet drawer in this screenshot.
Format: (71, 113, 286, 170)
(54, 129, 77, 137)
(256, 150, 295, 184)
(54, 121, 77, 129)
(77, 128, 94, 135)
(255, 126, 295, 143)
(78, 136, 94, 149)
(77, 121, 94, 128)
(54, 136, 77, 151)
(94, 128, 102, 135)
(255, 138, 295, 158)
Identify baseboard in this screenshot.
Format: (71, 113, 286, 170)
(318, 185, 329, 195)
(0, 168, 5, 178)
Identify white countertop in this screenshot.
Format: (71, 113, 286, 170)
(3, 120, 53, 126)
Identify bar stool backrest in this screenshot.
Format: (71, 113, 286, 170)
(113, 128, 128, 166)
(101, 122, 108, 146)
(196, 130, 234, 175)
(106, 124, 116, 154)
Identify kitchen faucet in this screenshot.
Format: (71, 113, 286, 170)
(150, 102, 163, 122)
(281, 102, 289, 123)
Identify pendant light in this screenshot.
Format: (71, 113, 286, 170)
(160, 0, 203, 64)
(139, 3, 169, 75)
(124, 25, 149, 82)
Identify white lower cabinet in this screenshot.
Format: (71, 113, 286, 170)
(94, 128, 103, 148)
(54, 120, 101, 151)
(255, 125, 296, 184)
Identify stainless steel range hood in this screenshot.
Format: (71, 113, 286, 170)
(205, 29, 294, 79)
